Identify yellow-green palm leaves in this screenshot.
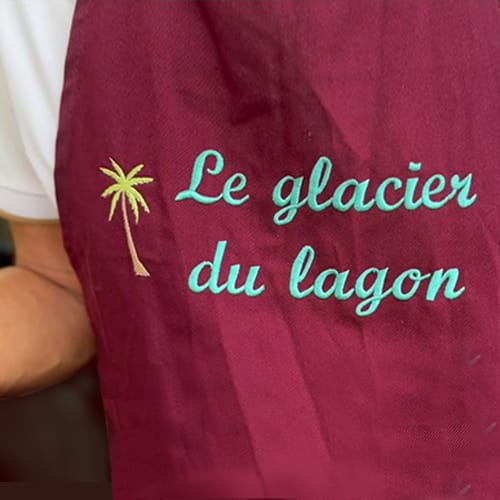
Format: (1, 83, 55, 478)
(100, 158, 153, 223)
(100, 158, 154, 277)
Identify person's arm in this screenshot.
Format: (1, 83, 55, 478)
(0, 220, 95, 397)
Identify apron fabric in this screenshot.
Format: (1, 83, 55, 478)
(55, 1, 500, 498)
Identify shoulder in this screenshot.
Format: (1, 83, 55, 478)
(0, 0, 76, 223)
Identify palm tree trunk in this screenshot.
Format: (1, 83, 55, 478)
(121, 195, 150, 277)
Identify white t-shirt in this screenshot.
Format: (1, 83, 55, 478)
(0, 0, 75, 221)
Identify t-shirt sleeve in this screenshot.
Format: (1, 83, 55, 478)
(0, 0, 76, 222)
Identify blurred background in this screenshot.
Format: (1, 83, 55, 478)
(0, 218, 110, 481)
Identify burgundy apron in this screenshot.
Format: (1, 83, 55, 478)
(55, 1, 500, 498)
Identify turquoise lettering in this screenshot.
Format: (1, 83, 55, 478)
(272, 175, 307, 225)
(313, 269, 354, 300)
(355, 268, 393, 316)
(421, 174, 452, 209)
(175, 150, 249, 206)
(287, 246, 467, 315)
(450, 173, 477, 208)
(375, 177, 405, 211)
(392, 269, 431, 300)
(188, 240, 265, 297)
(403, 162, 423, 210)
(426, 268, 465, 301)
(308, 157, 333, 212)
(189, 239, 227, 293)
(289, 245, 315, 298)
(226, 264, 265, 296)
(271, 157, 477, 222)
(224, 173, 250, 206)
(332, 179, 375, 212)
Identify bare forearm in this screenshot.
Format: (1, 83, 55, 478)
(0, 265, 95, 397)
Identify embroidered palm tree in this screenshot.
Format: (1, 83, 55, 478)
(100, 158, 154, 277)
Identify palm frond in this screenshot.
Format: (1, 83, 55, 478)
(100, 158, 154, 226)
(100, 167, 122, 183)
(126, 191, 140, 223)
(130, 176, 154, 186)
(101, 184, 122, 198)
(126, 164, 144, 180)
(109, 158, 127, 179)
(109, 191, 121, 221)
(130, 187, 151, 213)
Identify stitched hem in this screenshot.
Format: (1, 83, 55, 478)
(0, 184, 59, 223)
